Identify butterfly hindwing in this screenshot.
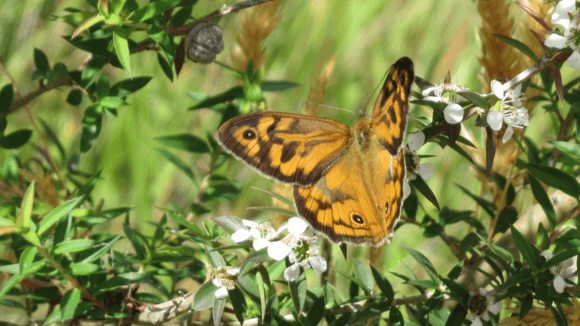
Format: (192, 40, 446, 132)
(217, 112, 352, 186)
(371, 57, 414, 155)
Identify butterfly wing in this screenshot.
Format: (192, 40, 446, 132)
(218, 112, 352, 186)
(294, 134, 406, 246)
(371, 56, 414, 155)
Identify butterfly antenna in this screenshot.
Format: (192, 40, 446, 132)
(299, 102, 356, 115)
(362, 67, 392, 116)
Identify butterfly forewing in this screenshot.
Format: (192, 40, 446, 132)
(217, 112, 351, 186)
(371, 57, 414, 155)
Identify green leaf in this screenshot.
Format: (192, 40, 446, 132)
(370, 263, 394, 300)
(353, 260, 373, 294)
(100, 96, 126, 108)
(409, 175, 440, 210)
(1, 129, 33, 149)
(132, 0, 181, 22)
(212, 215, 245, 235)
(229, 286, 246, 325)
(96, 74, 110, 99)
(495, 34, 538, 62)
(157, 53, 173, 81)
(123, 224, 149, 260)
(38, 196, 83, 236)
(0, 84, 14, 113)
(445, 302, 468, 326)
(0, 117, 6, 134)
(403, 246, 440, 284)
(81, 236, 121, 263)
(288, 267, 306, 315)
(191, 281, 218, 310)
(207, 251, 226, 269)
(66, 89, 83, 106)
(60, 288, 82, 321)
(551, 141, 580, 160)
(109, 77, 152, 97)
(54, 239, 96, 254)
(17, 181, 35, 231)
(71, 14, 105, 39)
(306, 296, 325, 326)
(19, 246, 38, 280)
(0, 262, 45, 299)
(495, 205, 518, 234)
(510, 225, 536, 269)
(543, 248, 580, 271)
(113, 27, 131, 76)
(187, 86, 244, 110)
(69, 262, 100, 275)
(155, 133, 210, 153)
(155, 148, 196, 181)
(261, 80, 299, 92)
(528, 175, 556, 229)
(80, 104, 102, 153)
(457, 91, 490, 110)
(33, 48, 50, 75)
(526, 163, 580, 199)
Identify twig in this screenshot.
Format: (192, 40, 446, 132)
(161, 0, 276, 35)
(7, 75, 73, 114)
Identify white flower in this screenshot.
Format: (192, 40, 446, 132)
(212, 266, 240, 299)
(422, 81, 468, 125)
(468, 288, 502, 326)
(422, 82, 469, 104)
(545, 1, 580, 68)
(408, 131, 425, 152)
(231, 219, 285, 251)
(444, 103, 464, 124)
(267, 217, 327, 282)
(541, 252, 578, 293)
(488, 81, 529, 143)
(416, 162, 434, 180)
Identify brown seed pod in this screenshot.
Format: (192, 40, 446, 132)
(185, 22, 224, 64)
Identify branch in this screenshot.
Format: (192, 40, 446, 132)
(458, 175, 580, 291)
(8, 75, 73, 114)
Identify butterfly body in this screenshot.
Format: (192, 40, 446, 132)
(218, 57, 414, 246)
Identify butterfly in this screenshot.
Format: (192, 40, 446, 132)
(217, 57, 414, 246)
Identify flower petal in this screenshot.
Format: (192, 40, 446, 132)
(556, 0, 576, 15)
(502, 125, 514, 143)
(490, 80, 505, 99)
(408, 131, 425, 152)
(417, 163, 435, 180)
(403, 180, 411, 199)
(253, 238, 271, 251)
(488, 301, 502, 315)
(309, 256, 328, 275)
(231, 229, 252, 243)
(288, 217, 308, 236)
(487, 111, 503, 131)
(242, 219, 259, 228)
(267, 241, 292, 261)
(545, 34, 567, 49)
(471, 316, 483, 326)
(554, 275, 567, 293)
(444, 103, 464, 124)
(567, 50, 580, 69)
(215, 286, 229, 299)
(284, 263, 301, 282)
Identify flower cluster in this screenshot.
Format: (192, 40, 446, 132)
(468, 288, 502, 326)
(541, 252, 578, 293)
(422, 81, 469, 125)
(545, 0, 580, 68)
(487, 80, 530, 143)
(212, 266, 240, 299)
(232, 217, 327, 282)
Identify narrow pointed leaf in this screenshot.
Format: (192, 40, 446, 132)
(528, 175, 556, 229)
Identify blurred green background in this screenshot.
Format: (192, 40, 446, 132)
(1, 0, 565, 321)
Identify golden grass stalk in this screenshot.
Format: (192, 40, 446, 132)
(230, 0, 282, 72)
(499, 300, 580, 325)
